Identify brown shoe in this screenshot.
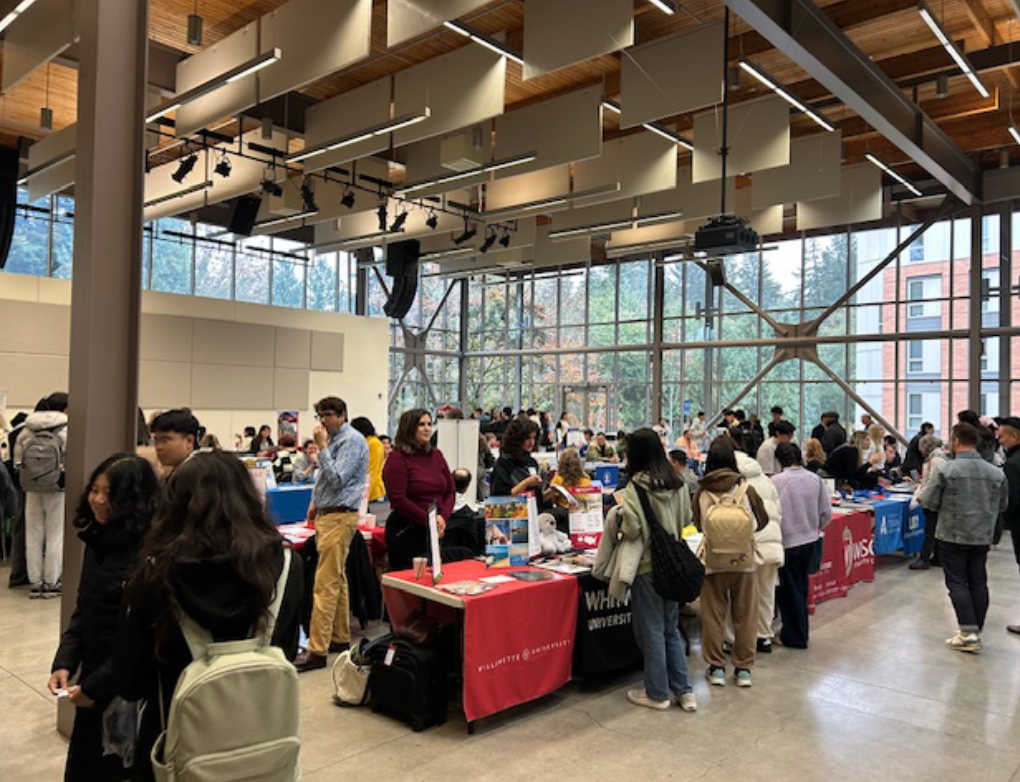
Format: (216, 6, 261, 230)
(329, 641, 350, 654)
(1007, 625, 1020, 635)
(294, 649, 327, 672)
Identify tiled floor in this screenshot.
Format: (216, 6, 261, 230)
(4, 543, 1020, 782)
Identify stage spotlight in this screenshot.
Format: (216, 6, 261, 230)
(453, 223, 477, 245)
(261, 178, 283, 197)
(480, 230, 497, 253)
(172, 153, 198, 183)
(499, 229, 511, 248)
(214, 155, 232, 178)
(426, 210, 438, 230)
(377, 203, 388, 231)
(341, 187, 356, 209)
(390, 209, 408, 232)
(300, 179, 318, 212)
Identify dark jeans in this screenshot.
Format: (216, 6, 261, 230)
(919, 509, 939, 564)
(777, 542, 814, 649)
(939, 541, 989, 633)
(385, 514, 428, 572)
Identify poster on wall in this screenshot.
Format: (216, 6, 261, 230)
(568, 483, 604, 549)
(485, 496, 533, 567)
(277, 410, 298, 443)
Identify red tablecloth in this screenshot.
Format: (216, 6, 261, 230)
(383, 560, 579, 723)
(277, 522, 387, 561)
(809, 510, 875, 612)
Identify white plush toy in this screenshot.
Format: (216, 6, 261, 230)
(538, 513, 572, 555)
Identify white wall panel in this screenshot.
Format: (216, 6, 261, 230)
(259, 0, 372, 101)
(388, 0, 492, 46)
(692, 96, 789, 183)
(0, 299, 69, 355)
(393, 45, 506, 147)
(275, 328, 311, 369)
(274, 367, 310, 409)
(140, 314, 194, 363)
(0, 353, 68, 407)
(620, 22, 725, 129)
(797, 163, 882, 231)
(494, 85, 602, 177)
(311, 331, 345, 371)
(140, 360, 193, 409)
(192, 364, 275, 409)
(1, 0, 75, 93)
(175, 23, 259, 138)
(523, 0, 632, 80)
(752, 132, 842, 209)
(192, 320, 276, 367)
(299, 79, 391, 174)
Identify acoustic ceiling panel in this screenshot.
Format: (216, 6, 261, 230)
(797, 163, 882, 231)
(620, 22, 725, 129)
(607, 221, 690, 254)
(393, 44, 506, 147)
(533, 224, 591, 267)
(26, 123, 76, 201)
(523, 0, 632, 80)
(549, 200, 635, 236)
(638, 165, 735, 223)
(259, 0, 372, 102)
(572, 132, 677, 205)
(733, 185, 783, 236)
(692, 96, 789, 183)
(752, 132, 842, 209)
(494, 85, 602, 177)
(1, 0, 75, 93)
(175, 22, 259, 138)
(399, 127, 492, 199)
(387, 0, 492, 46)
(299, 79, 391, 174)
(485, 165, 571, 212)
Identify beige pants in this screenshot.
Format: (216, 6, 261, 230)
(724, 563, 779, 642)
(308, 511, 359, 655)
(701, 571, 758, 669)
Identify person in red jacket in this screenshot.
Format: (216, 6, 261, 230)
(383, 408, 455, 571)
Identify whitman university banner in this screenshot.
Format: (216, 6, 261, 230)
(809, 510, 875, 612)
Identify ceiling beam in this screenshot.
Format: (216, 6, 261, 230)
(956, 0, 1020, 91)
(721, 0, 980, 204)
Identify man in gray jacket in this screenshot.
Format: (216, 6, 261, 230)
(920, 422, 1008, 653)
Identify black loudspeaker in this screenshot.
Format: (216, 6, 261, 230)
(384, 239, 420, 319)
(0, 147, 20, 270)
(227, 195, 262, 237)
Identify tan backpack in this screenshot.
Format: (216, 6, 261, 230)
(701, 483, 755, 571)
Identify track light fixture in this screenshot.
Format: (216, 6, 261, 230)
(480, 229, 497, 253)
(499, 229, 511, 248)
(453, 222, 478, 245)
(426, 210, 438, 230)
(377, 202, 388, 232)
(390, 208, 408, 232)
(172, 153, 198, 184)
(300, 179, 317, 212)
(214, 154, 232, 178)
(340, 186, 356, 209)
(261, 177, 283, 197)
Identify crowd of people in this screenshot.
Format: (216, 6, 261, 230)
(2, 392, 1019, 778)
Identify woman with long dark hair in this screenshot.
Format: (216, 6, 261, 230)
(382, 409, 455, 571)
(48, 455, 160, 782)
(115, 451, 303, 782)
(616, 428, 696, 712)
(491, 416, 544, 497)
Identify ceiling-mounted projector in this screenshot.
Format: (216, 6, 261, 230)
(694, 214, 759, 256)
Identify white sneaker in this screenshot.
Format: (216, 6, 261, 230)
(677, 692, 697, 712)
(706, 667, 726, 686)
(627, 688, 670, 711)
(946, 632, 981, 653)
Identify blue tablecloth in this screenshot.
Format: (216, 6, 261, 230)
(872, 500, 903, 555)
(266, 485, 313, 525)
(902, 504, 925, 556)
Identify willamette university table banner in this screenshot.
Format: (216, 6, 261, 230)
(809, 510, 875, 612)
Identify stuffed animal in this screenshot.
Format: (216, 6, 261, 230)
(538, 513, 571, 555)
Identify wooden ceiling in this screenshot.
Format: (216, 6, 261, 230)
(3, 0, 1020, 190)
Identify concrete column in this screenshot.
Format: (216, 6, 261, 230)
(60, 0, 148, 734)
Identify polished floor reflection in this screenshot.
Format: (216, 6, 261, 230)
(3, 540, 1020, 782)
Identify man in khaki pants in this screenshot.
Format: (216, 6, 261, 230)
(295, 396, 368, 672)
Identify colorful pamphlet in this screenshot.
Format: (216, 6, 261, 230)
(568, 482, 604, 549)
(485, 496, 534, 567)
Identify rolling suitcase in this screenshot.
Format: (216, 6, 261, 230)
(369, 638, 448, 731)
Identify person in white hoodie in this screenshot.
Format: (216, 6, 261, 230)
(729, 432, 784, 654)
(14, 393, 69, 598)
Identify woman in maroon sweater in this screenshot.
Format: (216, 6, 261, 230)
(383, 408, 455, 571)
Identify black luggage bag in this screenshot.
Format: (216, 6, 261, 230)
(369, 638, 448, 731)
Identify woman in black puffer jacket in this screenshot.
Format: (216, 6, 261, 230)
(48, 454, 160, 782)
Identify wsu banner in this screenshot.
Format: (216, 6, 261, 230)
(809, 510, 875, 612)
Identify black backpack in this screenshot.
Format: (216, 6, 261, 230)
(634, 484, 705, 605)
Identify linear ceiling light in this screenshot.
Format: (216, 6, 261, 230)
(917, 1, 989, 98)
(481, 183, 622, 219)
(865, 153, 922, 197)
(396, 153, 536, 195)
(738, 59, 836, 132)
(642, 123, 694, 151)
(601, 99, 622, 115)
(146, 48, 282, 123)
(255, 208, 318, 229)
(548, 210, 685, 240)
(286, 109, 431, 164)
(443, 20, 524, 65)
(422, 247, 476, 261)
(143, 180, 212, 208)
(1009, 126, 1020, 146)
(0, 0, 39, 34)
(647, 0, 677, 13)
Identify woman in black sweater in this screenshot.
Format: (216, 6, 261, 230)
(48, 454, 160, 782)
(115, 451, 303, 782)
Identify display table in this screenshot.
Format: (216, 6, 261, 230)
(808, 509, 875, 612)
(277, 520, 387, 561)
(846, 494, 924, 556)
(572, 573, 641, 677)
(383, 560, 578, 727)
(265, 485, 313, 525)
